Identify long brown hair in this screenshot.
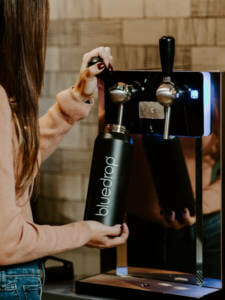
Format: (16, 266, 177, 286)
(0, 0, 49, 199)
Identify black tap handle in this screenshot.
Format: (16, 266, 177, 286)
(159, 36, 175, 78)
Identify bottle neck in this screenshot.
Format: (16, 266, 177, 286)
(104, 124, 127, 134)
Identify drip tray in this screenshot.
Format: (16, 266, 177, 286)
(76, 267, 223, 299)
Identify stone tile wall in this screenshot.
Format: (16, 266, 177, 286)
(38, 0, 225, 277)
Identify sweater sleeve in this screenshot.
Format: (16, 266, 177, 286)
(0, 86, 92, 265)
(39, 87, 94, 164)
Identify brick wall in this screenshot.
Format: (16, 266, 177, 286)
(37, 0, 225, 277)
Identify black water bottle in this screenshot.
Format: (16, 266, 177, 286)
(84, 125, 133, 226)
(84, 56, 133, 226)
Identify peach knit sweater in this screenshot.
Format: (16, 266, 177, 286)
(0, 85, 93, 266)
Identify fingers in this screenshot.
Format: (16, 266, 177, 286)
(160, 209, 175, 228)
(105, 223, 129, 239)
(166, 210, 176, 223)
(105, 235, 127, 248)
(160, 208, 196, 229)
(78, 46, 113, 81)
(83, 46, 113, 70)
(104, 223, 129, 248)
(121, 223, 129, 237)
(181, 208, 195, 226)
(88, 62, 106, 77)
(85, 221, 129, 249)
(103, 224, 122, 237)
(102, 47, 111, 69)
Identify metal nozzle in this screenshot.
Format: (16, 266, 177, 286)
(109, 82, 133, 127)
(156, 82, 177, 107)
(109, 81, 144, 127)
(109, 82, 133, 104)
(156, 80, 177, 140)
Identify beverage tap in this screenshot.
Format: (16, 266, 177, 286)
(88, 57, 144, 127)
(109, 81, 143, 128)
(156, 36, 177, 140)
(110, 82, 131, 131)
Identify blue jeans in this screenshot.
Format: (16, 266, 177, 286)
(0, 260, 45, 300)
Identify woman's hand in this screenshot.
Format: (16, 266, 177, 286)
(72, 47, 113, 102)
(159, 208, 196, 230)
(85, 221, 129, 249)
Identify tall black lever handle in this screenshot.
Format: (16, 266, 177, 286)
(157, 36, 177, 140)
(159, 36, 175, 78)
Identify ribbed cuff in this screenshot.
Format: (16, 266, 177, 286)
(56, 87, 94, 124)
(71, 85, 95, 105)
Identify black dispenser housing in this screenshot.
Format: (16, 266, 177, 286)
(77, 38, 224, 300)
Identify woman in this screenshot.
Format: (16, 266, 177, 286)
(0, 0, 128, 299)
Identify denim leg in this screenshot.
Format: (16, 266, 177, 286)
(203, 212, 221, 278)
(0, 260, 44, 300)
(15, 275, 42, 300)
(0, 271, 19, 300)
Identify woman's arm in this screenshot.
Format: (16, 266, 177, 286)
(0, 85, 128, 266)
(39, 47, 112, 164)
(0, 86, 91, 265)
(39, 87, 94, 163)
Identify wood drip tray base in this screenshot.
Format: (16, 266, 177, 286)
(76, 267, 224, 299)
